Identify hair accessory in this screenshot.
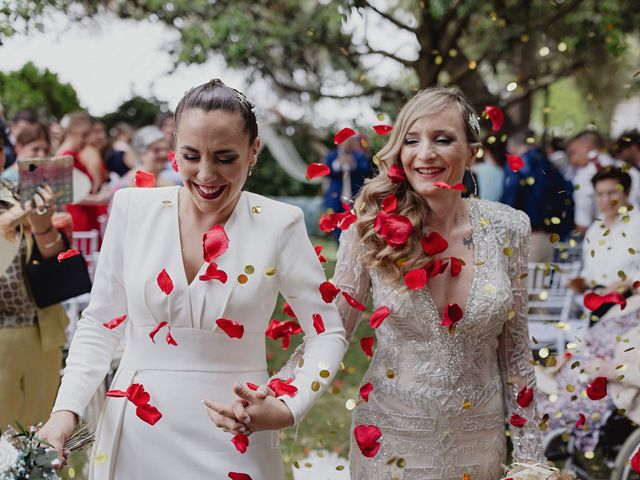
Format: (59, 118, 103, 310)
(468, 113, 481, 137)
(230, 87, 257, 115)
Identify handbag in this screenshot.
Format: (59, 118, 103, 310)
(24, 233, 92, 308)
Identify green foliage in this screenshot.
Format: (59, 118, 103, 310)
(99, 95, 169, 130)
(0, 62, 82, 120)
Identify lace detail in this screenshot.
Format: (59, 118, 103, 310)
(278, 199, 545, 477)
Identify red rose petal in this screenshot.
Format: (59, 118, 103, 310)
(157, 269, 174, 295)
(387, 164, 406, 183)
(103, 314, 127, 329)
(168, 151, 178, 172)
(425, 258, 448, 282)
(199, 262, 228, 283)
(105, 389, 128, 398)
(126, 383, 151, 407)
(312, 313, 326, 334)
(354, 424, 382, 458)
(314, 245, 327, 263)
(450, 257, 463, 277)
(166, 327, 178, 346)
(319, 281, 341, 303)
(136, 403, 163, 425)
(587, 376, 608, 400)
(576, 413, 586, 428)
(283, 302, 297, 318)
(334, 127, 356, 145)
(631, 448, 640, 474)
(370, 306, 390, 329)
(441, 303, 463, 329)
(247, 383, 259, 391)
(484, 106, 504, 132)
(149, 321, 168, 343)
(372, 124, 393, 136)
(374, 212, 413, 248)
(434, 181, 464, 191)
(516, 386, 534, 408)
(335, 210, 357, 231)
(422, 232, 449, 256)
(228, 473, 252, 480)
(360, 336, 375, 357)
(216, 318, 245, 339)
(506, 154, 524, 173)
(319, 213, 337, 233)
(267, 377, 298, 398)
(203, 224, 230, 262)
(342, 291, 366, 311)
(134, 169, 156, 188)
(584, 292, 627, 312)
(381, 194, 398, 213)
(509, 413, 527, 428)
(359, 383, 373, 402)
(634, 280, 640, 289)
(306, 163, 331, 180)
(231, 433, 249, 454)
(405, 268, 427, 290)
(57, 248, 81, 262)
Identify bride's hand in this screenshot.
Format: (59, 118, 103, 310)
(37, 410, 77, 469)
(203, 383, 293, 434)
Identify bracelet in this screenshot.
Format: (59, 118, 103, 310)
(43, 233, 62, 249)
(33, 225, 54, 236)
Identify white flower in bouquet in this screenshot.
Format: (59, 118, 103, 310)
(0, 437, 18, 473)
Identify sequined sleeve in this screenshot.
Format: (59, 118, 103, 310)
(497, 209, 545, 462)
(272, 226, 371, 380)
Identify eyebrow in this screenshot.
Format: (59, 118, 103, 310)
(405, 128, 457, 136)
(180, 144, 238, 154)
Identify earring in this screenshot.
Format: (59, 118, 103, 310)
(248, 165, 255, 177)
(467, 166, 478, 197)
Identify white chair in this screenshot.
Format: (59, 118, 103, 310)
(526, 261, 581, 353)
(553, 240, 583, 264)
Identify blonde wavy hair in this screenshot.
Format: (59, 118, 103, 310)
(354, 86, 480, 285)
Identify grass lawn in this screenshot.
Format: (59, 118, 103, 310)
(60, 235, 373, 480)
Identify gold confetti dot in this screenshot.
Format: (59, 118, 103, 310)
(484, 284, 497, 293)
(397, 258, 408, 267)
(345, 399, 356, 410)
(244, 265, 255, 275)
(331, 386, 341, 394)
(265, 267, 276, 276)
(480, 217, 490, 226)
(558, 42, 568, 52)
(293, 461, 300, 469)
(566, 384, 575, 393)
(68, 468, 76, 478)
(549, 233, 560, 244)
(506, 82, 518, 92)
(386, 368, 395, 378)
(463, 400, 472, 410)
(396, 458, 407, 468)
(95, 452, 108, 465)
(526, 176, 536, 185)
(622, 215, 631, 223)
(551, 217, 561, 225)
(629, 248, 636, 254)
(319, 369, 331, 378)
(539, 347, 550, 359)
(545, 355, 557, 367)
(503, 247, 513, 256)
(616, 375, 625, 382)
(237, 274, 248, 284)
(508, 310, 516, 320)
(372, 154, 380, 165)
(539, 290, 549, 301)
(311, 381, 320, 392)
(336, 465, 345, 471)
(585, 451, 595, 460)
(519, 272, 529, 279)
(161, 200, 173, 205)
(298, 359, 305, 368)
(251, 206, 262, 214)
(434, 55, 444, 65)
(468, 60, 477, 70)
(376, 113, 385, 121)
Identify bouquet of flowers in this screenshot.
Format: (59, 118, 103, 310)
(503, 462, 575, 480)
(0, 423, 94, 480)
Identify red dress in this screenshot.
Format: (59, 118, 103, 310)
(63, 150, 108, 234)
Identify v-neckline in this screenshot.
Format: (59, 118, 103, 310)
(174, 186, 244, 288)
(422, 198, 479, 330)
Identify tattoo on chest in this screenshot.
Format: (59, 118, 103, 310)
(462, 233, 473, 249)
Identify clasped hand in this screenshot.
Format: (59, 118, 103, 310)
(203, 383, 294, 436)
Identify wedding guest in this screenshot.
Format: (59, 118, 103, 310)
(105, 122, 137, 176)
(0, 131, 69, 429)
(568, 130, 640, 233)
(474, 137, 505, 202)
(215, 86, 548, 479)
(617, 130, 640, 171)
(38, 79, 347, 480)
(1, 122, 51, 183)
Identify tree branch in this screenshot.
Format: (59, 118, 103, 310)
(362, 46, 416, 67)
(502, 60, 587, 108)
(446, 48, 491, 85)
(361, 0, 417, 33)
(530, 0, 585, 30)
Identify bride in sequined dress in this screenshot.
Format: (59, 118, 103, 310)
(212, 87, 547, 479)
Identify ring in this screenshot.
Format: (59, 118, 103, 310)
(36, 206, 49, 216)
(44, 202, 51, 208)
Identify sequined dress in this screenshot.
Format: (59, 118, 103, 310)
(284, 199, 545, 479)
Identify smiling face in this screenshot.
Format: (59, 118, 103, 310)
(176, 108, 260, 218)
(399, 107, 476, 199)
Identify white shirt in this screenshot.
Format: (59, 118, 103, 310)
(573, 152, 640, 229)
(581, 210, 640, 287)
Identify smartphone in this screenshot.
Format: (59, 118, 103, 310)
(18, 155, 74, 209)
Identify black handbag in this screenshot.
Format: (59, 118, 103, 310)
(24, 233, 93, 308)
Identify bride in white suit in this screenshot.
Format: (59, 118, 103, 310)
(38, 79, 348, 479)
